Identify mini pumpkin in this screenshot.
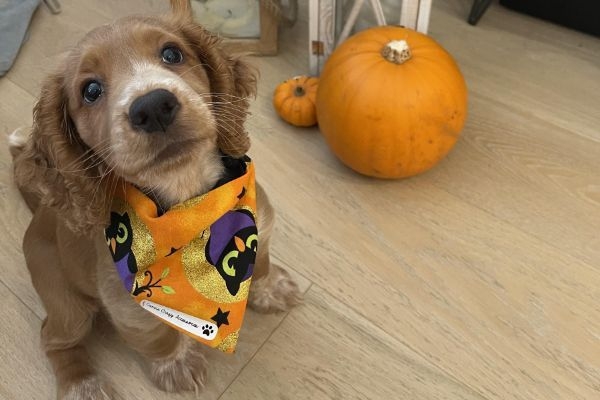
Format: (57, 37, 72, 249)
(273, 76, 319, 127)
(316, 26, 468, 178)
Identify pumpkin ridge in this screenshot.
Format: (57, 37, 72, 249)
(323, 46, 383, 70)
(323, 55, 382, 84)
(406, 65, 443, 174)
(377, 63, 414, 175)
(279, 94, 294, 113)
(317, 60, 385, 165)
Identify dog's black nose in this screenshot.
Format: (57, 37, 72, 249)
(129, 89, 180, 133)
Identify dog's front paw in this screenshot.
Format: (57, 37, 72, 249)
(249, 264, 302, 313)
(150, 336, 208, 393)
(60, 375, 119, 400)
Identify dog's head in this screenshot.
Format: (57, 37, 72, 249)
(14, 0, 256, 233)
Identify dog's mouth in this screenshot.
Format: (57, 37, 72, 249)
(154, 138, 199, 164)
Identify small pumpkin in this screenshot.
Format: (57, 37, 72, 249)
(273, 76, 319, 127)
(316, 26, 468, 178)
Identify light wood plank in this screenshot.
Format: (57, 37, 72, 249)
(0, 78, 34, 130)
(0, 281, 54, 399)
(245, 126, 600, 399)
(223, 285, 485, 399)
(0, 81, 41, 317)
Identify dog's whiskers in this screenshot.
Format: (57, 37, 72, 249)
(178, 62, 212, 78)
(62, 136, 112, 168)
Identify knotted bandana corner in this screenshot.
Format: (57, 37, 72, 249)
(105, 157, 257, 353)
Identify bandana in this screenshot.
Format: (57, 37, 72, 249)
(105, 157, 257, 353)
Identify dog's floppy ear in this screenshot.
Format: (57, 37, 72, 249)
(173, 16, 258, 157)
(169, 0, 193, 23)
(13, 71, 110, 234)
(209, 52, 258, 157)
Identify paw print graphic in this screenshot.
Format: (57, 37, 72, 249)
(202, 324, 214, 337)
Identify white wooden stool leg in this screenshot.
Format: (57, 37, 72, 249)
(368, 0, 386, 26)
(308, 0, 319, 75)
(337, 0, 367, 46)
(400, 0, 420, 30)
(337, 0, 387, 47)
(309, 0, 337, 75)
(416, 0, 432, 32)
(400, 0, 432, 33)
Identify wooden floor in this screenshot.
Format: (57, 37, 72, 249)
(1, 1, 600, 399)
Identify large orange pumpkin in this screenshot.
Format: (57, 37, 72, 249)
(316, 26, 467, 178)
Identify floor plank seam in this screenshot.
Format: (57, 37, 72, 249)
(3, 75, 40, 99)
(216, 281, 314, 400)
(0, 277, 42, 322)
(271, 253, 314, 284)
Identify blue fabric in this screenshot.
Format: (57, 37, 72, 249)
(0, 0, 41, 76)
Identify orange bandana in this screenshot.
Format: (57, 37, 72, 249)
(105, 158, 257, 353)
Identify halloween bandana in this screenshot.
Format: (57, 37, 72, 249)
(105, 157, 257, 353)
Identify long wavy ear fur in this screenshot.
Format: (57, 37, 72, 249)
(168, 0, 258, 157)
(13, 71, 110, 234)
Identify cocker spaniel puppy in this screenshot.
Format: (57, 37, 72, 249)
(10, 1, 300, 399)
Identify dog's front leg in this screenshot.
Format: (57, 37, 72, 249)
(24, 210, 117, 400)
(96, 242, 208, 393)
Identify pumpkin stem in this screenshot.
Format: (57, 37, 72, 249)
(381, 40, 412, 64)
(293, 86, 306, 97)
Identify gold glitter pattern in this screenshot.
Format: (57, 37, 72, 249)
(217, 331, 239, 352)
(170, 192, 209, 211)
(181, 230, 251, 303)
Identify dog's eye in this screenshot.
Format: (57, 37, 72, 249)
(161, 46, 183, 64)
(82, 81, 103, 104)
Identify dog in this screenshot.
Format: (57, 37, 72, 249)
(9, 1, 300, 398)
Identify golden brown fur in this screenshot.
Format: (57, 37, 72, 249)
(10, 1, 300, 399)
